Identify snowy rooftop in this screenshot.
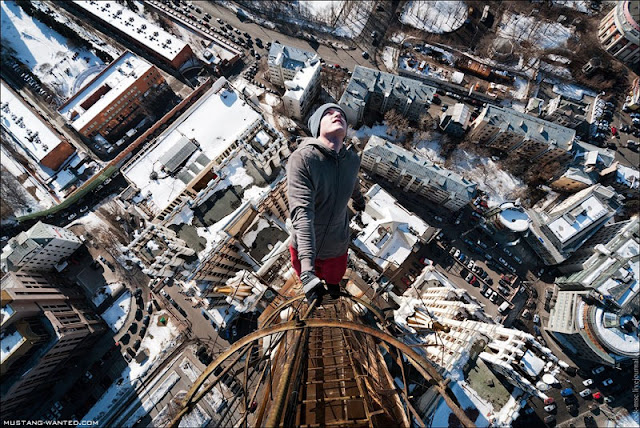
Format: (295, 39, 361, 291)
(521, 350, 545, 377)
(498, 203, 530, 232)
(593, 306, 639, 357)
(284, 62, 320, 101)
(481, 105, 576, 151)
(340, 66, 437, 119)
(122, 78, 261, 212)
(548, 195, 609, 243)
(268, 43, 319, 70)
(616, 165, 639, 189)
(73, 1, 188, 62)
(59, 52, 153, 131)
(1, 81, 64, 163)
(353, 184, 429, 269)
(364, 136, 477, 203)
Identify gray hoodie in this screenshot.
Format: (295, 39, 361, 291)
(287, 138, 364, 273)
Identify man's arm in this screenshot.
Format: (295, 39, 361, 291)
(287, 152, 316, 273)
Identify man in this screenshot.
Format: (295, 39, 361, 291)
(287, 103, 365, 303)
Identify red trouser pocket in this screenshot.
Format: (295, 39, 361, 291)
(289, 246, 348, 285)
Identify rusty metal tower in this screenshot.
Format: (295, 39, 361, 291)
(170, 291, 475, 427)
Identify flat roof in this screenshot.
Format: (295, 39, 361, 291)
(59, 52, 153, 131)
(548, 195, 608, 243)
(1, 81, 63, 164)
(74, 0, 188, 62)
(122, 79, 261, 213)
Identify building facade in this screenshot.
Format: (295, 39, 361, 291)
(339, 66, 437, 126)
(524, 185, 622, 265)
(598, 1, 640, 68)
(361, 136, 477, 211)
(542, 95, 589, 129)
(1, 222, 81, 273)
(439, 102, 471, 136)
(72, 1, 193, 69)
(468, 105, 575, 165)
(267, 43, 321, 120)
(1, 272, 105, 419)
(59, 52, 165, 140)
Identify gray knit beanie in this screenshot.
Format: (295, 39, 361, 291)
(307, 103, 346, 138)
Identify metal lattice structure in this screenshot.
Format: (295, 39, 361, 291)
(170, 293, 475, 428)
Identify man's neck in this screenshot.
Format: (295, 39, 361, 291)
(318, 135, 343, 153)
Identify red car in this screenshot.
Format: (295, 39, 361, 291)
(544, 397, 555, 405)
(401, 277, 411, 286)
(611, 126, 618, 136)
(592, 392, 602, 400)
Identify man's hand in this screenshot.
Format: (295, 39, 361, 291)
(300, 271, 323, 303)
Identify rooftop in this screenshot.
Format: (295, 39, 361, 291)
(1, 81, 64, 167)
(353, 184, 430, 269)
(122, 78, 262, 213)
(547, 195, 609, 243)
(58, 51, 153, 131)
(364, 136, 477, 203)
(340, 66, 437, 118)
(283, 62, 320, 102)
(480, 104, 576, 151)
(267, 43, 319, 70)
(497, 202, 530, 232)
(73, 0, 188, 62)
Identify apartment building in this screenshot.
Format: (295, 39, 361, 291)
(339, 66, 437, 126)
(127, 223, 196, 279)
(468, 105, 575, 164)
(361, 136, 477, 211)
(1, 222, 81, 273)
(58, 51, 165, 140)
(267, 43, 321, 120)
(352, 184, 434, 271)
(122, 77, 290, 222)
(542, 95, 590, 129)
(72, 0, 193, 69)
(1, 82, 75, 171)
(598, 0, 639, 68)
(439, 102, 471, 136)
(524, 184, 622, 265)
(1, 272, 105, 419)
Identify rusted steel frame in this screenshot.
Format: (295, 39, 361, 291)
(391, 345, 426, 428)
(234, 352, 271, 428)
(339, 328, 374, 428)
(261, 294, 386, 328)
(171, 319, 475, 428)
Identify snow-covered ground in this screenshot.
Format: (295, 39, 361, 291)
(381, 46, 397, 71)
(400, 1, 468, 34)
(82, 312, 182, 424)
(101, 290, 131, 333)
(497, 12, 573, 51)
(429, 381, 492, 428)
(1, 1, 105, 99)
(91, 283, 124, 308)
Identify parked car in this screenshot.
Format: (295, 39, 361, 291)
(533, 314, 540, 324)
(544, 415, 555, 426)
(561, 388, 574, 397)
(592, 366, 605, 375)
(583, 379, 593, 386)
(592, 391, 602, 400)
(544, 404, 556, 412)
(602, 378, 614, 387)
(580, 389, 592, 398)
(544, 397, 555, 405)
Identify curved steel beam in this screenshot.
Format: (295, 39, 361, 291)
(170, 319, 475, 428)
(261, 293, 387, 328)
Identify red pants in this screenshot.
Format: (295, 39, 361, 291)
(289, 246, 348, 285)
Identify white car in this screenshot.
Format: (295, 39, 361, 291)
(160, 290, 169, 298)
(533, 314, 540, 324)
(583, 379, 593, 387)
(544, 404, 556, 412)
(579, 388, 592, 398)
(454, 249, 461, 259)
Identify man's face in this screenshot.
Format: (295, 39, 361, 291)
(319, 108, 347, 141)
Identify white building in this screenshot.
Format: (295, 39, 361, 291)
(1, 222, 81, 273)
(361, 136, 477, 211)
(439, 102, 471, 136)
(393, 272, 565, 426)
(121, 77, 289, 221)
(267, 43, 321, 120)
(524, 184, 623, 265)
(352, 184, 432, 271)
